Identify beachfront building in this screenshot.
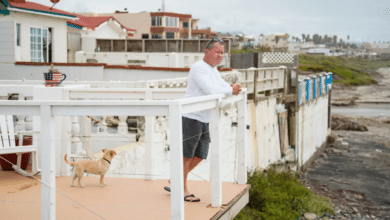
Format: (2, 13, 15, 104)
(262, 33, 290, 52)
(369, 42, 390, 54)
(80, 11, 219, 40)
(66, 14, 136, 62)
(0, 0, 76, 63)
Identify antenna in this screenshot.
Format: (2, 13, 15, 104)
(162, 0, 165, 12)
(50, 0, 60, 9)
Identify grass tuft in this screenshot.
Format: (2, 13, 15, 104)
(234, 168, 334, 220)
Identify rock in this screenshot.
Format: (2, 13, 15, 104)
(357, 213, 361, 218)
(341, 141, 349, 149)
(352, 207, 358, 213)
(332, 149, 342, 154)
(371, 215, 375, 218)
(322, 217, 330, 220)
(335, 138, 343, 147)
(304, 212, 316, 220)
(321, 153, 328, 158)
(327, 134, 337, 144)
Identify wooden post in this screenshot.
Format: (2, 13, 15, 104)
(253, 70, 258, 104)
(40, 105, 56, 220)
(169, 104, 184, 220)
(210, 100, 222, 207)
(237, 90, 247, 184)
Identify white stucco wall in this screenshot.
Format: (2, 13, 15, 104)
(298, 93, 329, 166)
(0, 11, 69, 62)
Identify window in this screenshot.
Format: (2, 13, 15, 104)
(142, 34, 149, 39)
(16, 23, 21, 46)
(152, 34, 162, 39)
(166, 32, 174, 39)
(151, 16, 162, 26)
(165, 17, 177, 27)
(30, 27, 49, 62)
(183, 22, 188, 29)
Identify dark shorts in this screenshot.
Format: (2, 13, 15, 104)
(182, 117, 210, 159)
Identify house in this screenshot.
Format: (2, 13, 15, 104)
(369, 42, 390, 54)
(0, 0, 77, 63)
(66, 14, 137, 62)
(262, 33, 290, 52)
(81, 11, 219, 40)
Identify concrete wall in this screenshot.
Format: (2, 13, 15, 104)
(297, 95, 328, 166)
(0, 11, 68, 62)
(296, 73, 333, 167)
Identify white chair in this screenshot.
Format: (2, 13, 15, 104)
(0, 115, 40, 176)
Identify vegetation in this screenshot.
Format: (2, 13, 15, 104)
(234, 168, 335, 220)
(299, 54, 390, 85)
(231, 46, 272, 54)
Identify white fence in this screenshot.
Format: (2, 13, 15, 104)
(0, 88, 247, 220)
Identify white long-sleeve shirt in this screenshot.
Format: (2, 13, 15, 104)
(183, 60, 233, 123)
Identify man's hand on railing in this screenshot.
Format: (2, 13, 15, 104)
(231, 84, 242, 96)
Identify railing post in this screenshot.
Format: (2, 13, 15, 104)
(14, 93, 26, 132)
(169, 103, 184, 220)
(237, 90, 247, 184)
(210, 99, 222, 207)
(118, 116, 128, 135)
(97, 116, 108, 134)
(40, 105, 56, 220)
(145, 91, 156, 180)
(71, 116, 83, 155)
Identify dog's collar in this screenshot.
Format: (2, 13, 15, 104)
(102, 157, 111, 164)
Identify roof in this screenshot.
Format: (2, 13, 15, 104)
(67, 15, 136, 32)
(2, 0, 77, 18)
(150, 12, 191, 19)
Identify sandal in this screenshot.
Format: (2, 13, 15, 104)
(184, 194, 200, 202)
(164, 186, 171, 192)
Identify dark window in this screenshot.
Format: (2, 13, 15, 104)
(152, 34, 162, 39)
(142, 34, 149, 39)
(183, 22, 188, 29)
(16, 23, 20, 46)
(166, 32, 174, 39)
(151, 16, 162, 27)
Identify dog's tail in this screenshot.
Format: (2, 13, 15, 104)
(64, 154, 75, 165)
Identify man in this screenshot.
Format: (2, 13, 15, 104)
(164, 39, 242, 202)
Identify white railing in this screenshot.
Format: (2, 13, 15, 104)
(0, 70, 240, 88)
(0, 89, 247, 220)
(236, 66, 287, 95)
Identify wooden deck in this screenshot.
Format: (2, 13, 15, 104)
(0, 171, 250, 220)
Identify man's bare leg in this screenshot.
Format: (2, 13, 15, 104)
(169, 156, 203, 201)
(169, 156, 203, 184)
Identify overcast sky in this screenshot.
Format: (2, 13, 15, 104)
(34, 0, 390, 43)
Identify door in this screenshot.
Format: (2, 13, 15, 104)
(30, 27, 49, 62)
